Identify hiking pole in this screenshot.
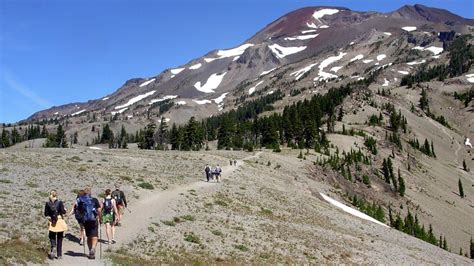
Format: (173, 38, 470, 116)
(125, 206, 132, 213)
(99, 223, 102, 260)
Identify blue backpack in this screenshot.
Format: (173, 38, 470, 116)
(76, 195, 96, 223)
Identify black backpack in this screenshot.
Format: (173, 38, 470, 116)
(47, 200, 60, 223)
(103, 197, 113, 213)
(112, 190, 123, 205)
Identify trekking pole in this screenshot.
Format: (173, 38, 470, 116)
(125, 206, 132, 213)
(99, 223, 102, 260)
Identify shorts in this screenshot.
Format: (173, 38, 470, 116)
(84, 220, 98, 238)
(102, 212, 115, 224)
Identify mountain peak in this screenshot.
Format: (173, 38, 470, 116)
(394, 4, 474, 25)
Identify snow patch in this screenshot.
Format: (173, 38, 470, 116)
(260, 68, 277, 76)
(314, 52, 346, 81)
(175, 101, 186, 105)
(189, 63, 202, 70)
(376, 54, 386, 61)
(139, 78, 156, 87)
(465, 137, 472, 148)
(213, 93, 228, 104)
(362, 59, 373, 64)
(71, 109, 86, 116)
(290, 63, 318, 80)
(398, 70, 410, 75)
(170, 68, 185, 75)
(115, 90, 156, 109)
(319, 25, 329, 29)
(284, 34, 319, 41)
(402, 26, 417, 32)
(193, 99, 212, 105)
(248, 81, 264, 95)
(411, 46, 443, 55)
(217, 43, 254, 58)
(312, 9, 339, 20)
(384, 32, 392, 36)
(54, 112, 59, 115)
(89, 146, 102, 150)
(149, 95, 178, 105)
(407, 59, 426, 65)
(111, 108, 128, 115)
(233, 56, 240, 61)
(350, 54, 364, 62)
(204, 58, 217, 63)
(194, 72, 227, 93)
(320, 193, 388, 227)
(267, 90, 274, 95)
(382, 78, 389, 87)
(466, 74, 474, 83)
(349, 41, 355, 45)
(268, 44, 306, 59)
(102, 97, 109, 101)
(301, 29, 317, 34)
(330, 66, 343, 73)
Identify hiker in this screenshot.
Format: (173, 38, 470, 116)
(44, 190, 67, 260)
(111, 184, 127, 225)
(234, 159, 237, 166)
(205, 164, 211, 182)
(78, 188, 102, 259)
(215, 164, 222, 182)
(229, 160, 232, 166)
(102, 189, 119, 244)
(68, 190, 86, 246)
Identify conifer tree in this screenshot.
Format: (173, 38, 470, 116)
(427, 224, 437, 246)
(420, 88, 429, 111)
(458, 178, 465, 198)
(139, 122, 156, 149)
(56, 124, 67, 148)
(156, 117, 169, 150)
(398, 168, 406, 197)
(1, 128, 10, 148)
(430, 140, 436, 158)
(100, 123, 114, 144)
(463, 159, 468, 172)
(470, 236, 473, 259)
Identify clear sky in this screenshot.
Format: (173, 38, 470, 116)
(1, 0, 473, 123)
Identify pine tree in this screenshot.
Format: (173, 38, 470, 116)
(56, 124, 67, 148)
(463, 159, 468, 172)
(169, 123, 180, 150)
(458, 178, 465, 198)
(156, 117, 169, 150)
(470, 236, 473, 259)
(1, 128, 10, 148)
(398, 169, 406, 197)
(138, 122, 156, 149)
(443, 237, 448, 250)
(427, 224, 437, 246)
(420, 88, 429, 111)
(100, 123, 114, 144)
(430, 140, 436, 158)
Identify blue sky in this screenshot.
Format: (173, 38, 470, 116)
(1, 0, 473, 123)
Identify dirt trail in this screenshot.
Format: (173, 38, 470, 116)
(427, 118, 462, 161)
(51, 152, 261, 265)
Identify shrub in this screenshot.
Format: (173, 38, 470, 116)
(184, 232, 200, 244)
(138, 182, 154, 190)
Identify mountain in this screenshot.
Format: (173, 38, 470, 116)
(24, 4, 473, 124)
(2, 4, 474, 263)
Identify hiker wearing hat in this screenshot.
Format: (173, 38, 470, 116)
(44, 190, 67, 260)
(111, 184, 127, 226)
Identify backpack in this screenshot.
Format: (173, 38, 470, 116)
(76, 195, 96, 223)
(47, 200, 60, 223)
(103, 197, 113, 214)
(205, 166, 210, 173)
(112, 190, 123, 205)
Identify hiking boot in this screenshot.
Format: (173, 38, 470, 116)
(88, 249, 95, 260)
(111, 239, 116, 244)
(57, 256, 63, 260)
(49, 252, 55, 260)
(79, 238, 84, 246)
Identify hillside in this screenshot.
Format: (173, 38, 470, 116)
(1, 3, 474, 264)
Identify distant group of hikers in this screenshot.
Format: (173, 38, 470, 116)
(204, 159, 237, 182)
(44, 184, 127, 260)
(204, 164, 222, 182)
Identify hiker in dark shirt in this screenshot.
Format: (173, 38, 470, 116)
(111, 184, 127, 225)
(205, 164, 211, 182)
(44, 190, 67, 260)
(78, 188, 102, 259)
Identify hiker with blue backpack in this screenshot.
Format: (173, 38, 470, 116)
(102, 189, 119, 244)
(75, 187, 102, 259)
(68, 190, 86, 246)
(44, 190, 67, 260)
